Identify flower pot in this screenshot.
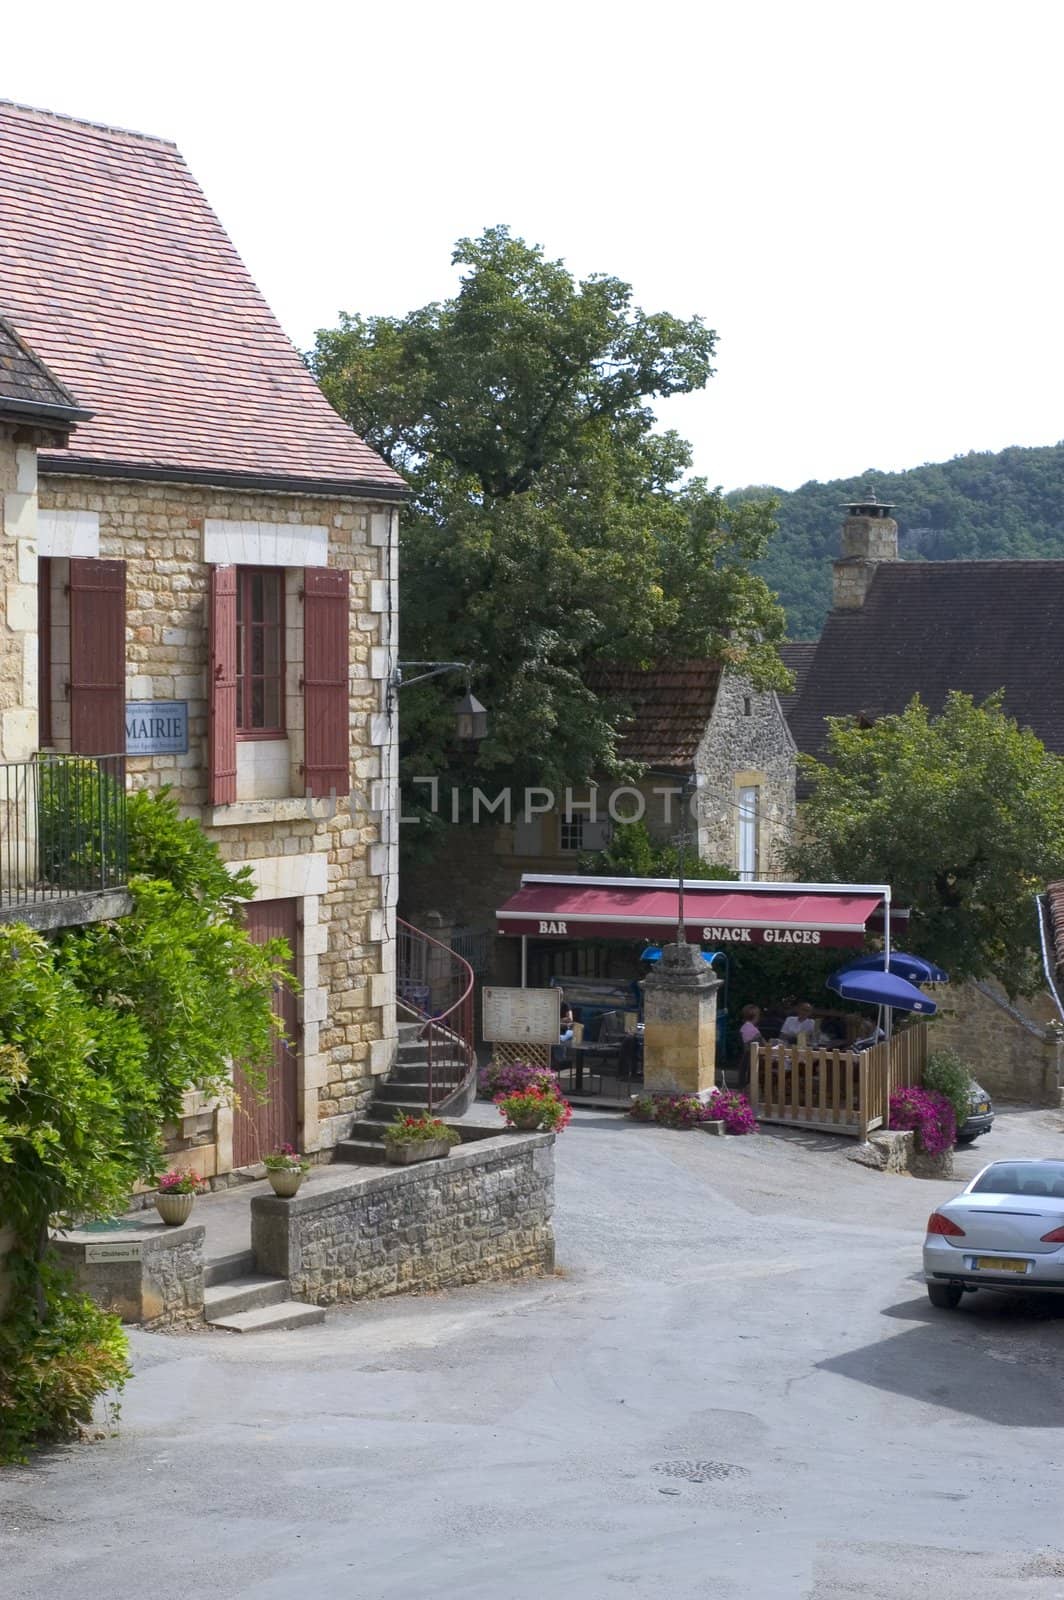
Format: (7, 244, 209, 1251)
(267, 1167, 305, 1198)
(508, 1113, 546, 1131)
(383, 1137, 453, 1165)
(154, 1191, 195, 1226)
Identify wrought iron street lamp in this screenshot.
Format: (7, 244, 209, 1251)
(390, 661, 488, 747)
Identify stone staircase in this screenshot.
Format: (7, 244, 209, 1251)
(333, 1019, 474, 1166)
(202, 1249, 324, 1334)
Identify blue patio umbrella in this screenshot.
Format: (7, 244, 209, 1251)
(838, 951, 949, 985)
(826, 966, 938, 1015)
(640, 945, 723, 967)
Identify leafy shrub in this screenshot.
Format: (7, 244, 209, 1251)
(479, 1060, 560, 1099)
(923, 1050, 973, 1133)
(496, 1085, 573, 1132)
(383, 1114, 460, 1146)
(0, 1273, 129, 1465)
(889, 1086, 956, 1156)
(629, 1094, 657, 1122)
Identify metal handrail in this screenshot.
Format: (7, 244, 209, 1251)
(396, 916, 476, 1109)
(0, 752, 127, 911)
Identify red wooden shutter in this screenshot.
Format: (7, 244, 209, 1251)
(209, 565, 238, 805)
(69, 558, 125, 755)
(302, 568, 350, 798)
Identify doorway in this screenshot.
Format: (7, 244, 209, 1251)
(233, 897, 299, 1167)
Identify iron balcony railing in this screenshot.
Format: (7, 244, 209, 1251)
(0, 752, 128, 914)
(397, 916, 476, 1110)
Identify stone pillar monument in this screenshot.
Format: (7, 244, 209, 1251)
(641, 943, 721, 1097)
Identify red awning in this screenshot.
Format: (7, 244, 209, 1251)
(496, 877, 889, 948)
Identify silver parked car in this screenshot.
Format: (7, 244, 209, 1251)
(923, 1158, 1064, 1308)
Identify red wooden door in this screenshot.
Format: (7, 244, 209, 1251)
(233, 898, 299, 1167)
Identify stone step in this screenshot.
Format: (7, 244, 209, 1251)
(203, 1274, 290, 1320)
(394, 1060, 467, 1083)
(203, 1250, 257, 1287)
(333, 1137, 391, 1165)
(397, 1039, 428, 1062)
(208, 1301, 326, 1334)
(379, 1082, 437, 1105)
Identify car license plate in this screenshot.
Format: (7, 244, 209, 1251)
(974, 1256, 1028, 1273)
(976, 1102, 990, 1113)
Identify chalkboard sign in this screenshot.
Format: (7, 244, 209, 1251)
(126, 701, 189, 755)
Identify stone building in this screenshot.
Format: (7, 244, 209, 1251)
(403, 659, 796, 987)
(785, 494, 1064, 761)
(0, 100, 406, 1176)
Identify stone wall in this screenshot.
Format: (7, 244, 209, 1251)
(694, 672, 795, 877)
(38, 474, 400, 1168)
(51, 1222, 205, 1328)
(251, 1130, 555, 1304)
(932, 980, 1063, 1106)
(0, 428, 39, 761)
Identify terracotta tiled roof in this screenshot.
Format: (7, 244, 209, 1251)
(0, 316, 89, 425)
(587, 662, 722, 767)
(778, 641, 817, 720)
(0, 101, 404, 496)
(788, 561, 1064, 758)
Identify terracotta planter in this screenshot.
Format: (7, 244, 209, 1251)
(266, 1167, 306, 1198)
(154, 1191, 195, 1226)
(383, 1137, 453, 1165)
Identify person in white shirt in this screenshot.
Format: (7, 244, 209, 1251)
(780, 1002, 816, 1043)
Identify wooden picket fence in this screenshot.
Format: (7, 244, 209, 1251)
(749, 1023, 928, 1139)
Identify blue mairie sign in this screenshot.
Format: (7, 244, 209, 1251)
(125, 700, 189, 755)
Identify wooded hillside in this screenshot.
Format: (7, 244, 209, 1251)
(736, 442, 1064, 639)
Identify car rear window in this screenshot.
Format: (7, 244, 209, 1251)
(971, 1162, 1064, 1198)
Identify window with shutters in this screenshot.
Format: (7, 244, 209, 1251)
(236, 567, 285, 736)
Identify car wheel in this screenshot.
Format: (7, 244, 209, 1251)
(955, 1134, 978, 1146)
(927, 1281, 964, 1309)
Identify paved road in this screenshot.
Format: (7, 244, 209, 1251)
(4, 1105, 1064, 1599)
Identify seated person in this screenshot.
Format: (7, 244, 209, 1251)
(739, 1005, 763, 1050)
(780, 1002, 816, 1044)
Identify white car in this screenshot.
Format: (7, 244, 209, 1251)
(923, 1159, 1064, 1308)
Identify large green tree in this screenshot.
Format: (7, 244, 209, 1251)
(312, 227, 787, 804)
(789, 693, 1064, 994)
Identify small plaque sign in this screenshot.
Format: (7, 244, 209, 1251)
(85, 1242, 143, 1265)
(483, 986, 560, 1045)
(126, 701, 189, 756)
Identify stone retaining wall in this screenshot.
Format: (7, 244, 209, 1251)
(51, 1222, 205, 1328)
(252, 1131, 555, 1304)
(932, 981, 1063, 1106)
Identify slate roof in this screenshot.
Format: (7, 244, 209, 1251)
(0, 316, 89, 425)
(0, 101, 404, 496)
(788, 561, 1064, 758)
(778, 641, 817, 720)
(587, 662, 723, 767)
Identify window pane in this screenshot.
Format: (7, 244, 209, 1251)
(251, 625, 265, 676)
(251, 571, 264, 619)
(262, 679, 282, 730)
(262, 624, 282, 678)
(236, 678, 244, 728)
(261, 573, 281, 623)
(251, 678, 265, 727)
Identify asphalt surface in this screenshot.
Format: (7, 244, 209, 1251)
(4, 1104, 1064, 1599)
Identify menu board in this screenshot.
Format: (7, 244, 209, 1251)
(482, 986, 560, 1044)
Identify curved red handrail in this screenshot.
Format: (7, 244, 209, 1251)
(396, 916, 476, 1108)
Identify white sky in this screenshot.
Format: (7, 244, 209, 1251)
(5, 1, 1063, 491)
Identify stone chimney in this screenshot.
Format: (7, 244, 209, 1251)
(832, 493, 898, 609)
